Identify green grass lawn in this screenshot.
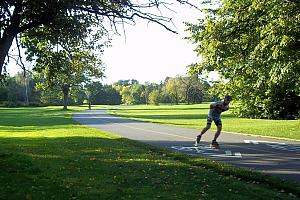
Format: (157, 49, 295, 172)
(1, 106, 300, 199)
(108, 104, 300, 141)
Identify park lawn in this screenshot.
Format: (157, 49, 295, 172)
(108, 104, 300, 141)
(0, 106, 300, 200)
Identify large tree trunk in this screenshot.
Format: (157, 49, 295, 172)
(0, 35, 15, 78)
(0, 5, 22, 79)
(62, 84, 70, 110)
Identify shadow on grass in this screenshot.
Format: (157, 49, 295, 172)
(0, 136, 216, 200)
(0, 137, 300, 199)
(1, 107, 236, 132)
(115, 114, 210, 120)
(74, 111, 208, 126)
(111, 113, 237, 121)
(110, 107, 209, 111)
(0, 108, 74, 130)
(1, 136, 299, 200)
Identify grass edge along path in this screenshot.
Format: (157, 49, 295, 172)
(107, 104, 300, 141)
(0, 106, 299, 199)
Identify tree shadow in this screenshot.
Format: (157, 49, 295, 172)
(111, 113, 237, 121)
(0, 108, 77, 131)
(1, 136, 299, 199)
(110, 106, 209, 111)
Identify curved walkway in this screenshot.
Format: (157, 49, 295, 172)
(73, 108, 300, 184)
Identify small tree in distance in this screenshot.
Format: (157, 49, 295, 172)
(149, 90, 161, 106)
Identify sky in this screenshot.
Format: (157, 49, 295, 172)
(101, 1, 204, 84)
(7, 1, 219, 84)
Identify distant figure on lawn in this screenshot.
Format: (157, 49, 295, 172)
(195, 95, 232, 149)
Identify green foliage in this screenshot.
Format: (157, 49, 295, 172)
(187, 0, 300, 119)
(101, 85, 121, 105)
(163, 77, 182, 104)
(0, 85, 8, 101)
(112, 77, 211, 105)
(114, 79, 139, 86)
(25, 33, 105, 109)
(178, 75, 209, 104)
(162, 76, 210, 104)
(86, 82, 121, 105)
(37, 82, 61, 108)
(149, 90, 161, 105)
(0, 75, 211, 107)
(118, 85, 142, 105)
(0, 73, 38, 105)
(114, 80, 148, 105)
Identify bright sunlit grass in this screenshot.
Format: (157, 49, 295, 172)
(108, 104, 300, 140)
(0, 106, 299, 199)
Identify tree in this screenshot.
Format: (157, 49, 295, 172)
(86, 81, 121, 105)
(141, 82, 162, 104)
(6, 78, 19, 104)
(113, 80, 147, 105)
(0, 84, 8, 102)
(149, 90, 161, 105)
(187, 0, 300, 119)
(178, 75, 207, 104)
(0, 0, 195, 80)
(5, 73, 31, 105)
(33, 45, 104, 110)
(36, 82, 62, 106)
(86, 81, 104, 106)
(116, 83, 143, 105)
(114, 79, 139, 87)
(0, 73, 43, 106)
(164, 77, 182, 104)
(119, 85, 134, 105)
(102, 85, 121, 105)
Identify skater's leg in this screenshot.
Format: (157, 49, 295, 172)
(198, 115, 212, 138)
(195, 124, 211, 145)
(213, 124, 222, 141)
(210, 118, 222, 148)
(200, 124, 211, 136)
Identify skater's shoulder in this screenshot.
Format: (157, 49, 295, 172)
(214, 101, 224, 106)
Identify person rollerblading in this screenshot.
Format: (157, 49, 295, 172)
(195, 95, 232, 149)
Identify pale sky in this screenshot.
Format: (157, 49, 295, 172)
(101, 1, 204, 84)
(8, 1, 220, 84)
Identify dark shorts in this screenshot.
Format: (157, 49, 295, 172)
(207, 115, 222, 126)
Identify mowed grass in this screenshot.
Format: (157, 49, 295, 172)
(1, 106, 300, 200)
(108, 104, 300, 140)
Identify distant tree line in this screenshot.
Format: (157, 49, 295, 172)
(0, 73, 212, 108)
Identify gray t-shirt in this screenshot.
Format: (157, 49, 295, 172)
(208, 101, 229, 118)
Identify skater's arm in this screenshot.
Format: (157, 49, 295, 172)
(222, 106, 229, 112)
(210, 102, 217, 109)
(211, 102, 227, 113)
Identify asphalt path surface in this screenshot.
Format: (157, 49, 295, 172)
(73, 108, 300, 184)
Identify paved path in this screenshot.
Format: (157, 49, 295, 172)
(73, 108, 300, 183)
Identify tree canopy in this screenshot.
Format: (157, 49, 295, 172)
(187, 0, 300, 119)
